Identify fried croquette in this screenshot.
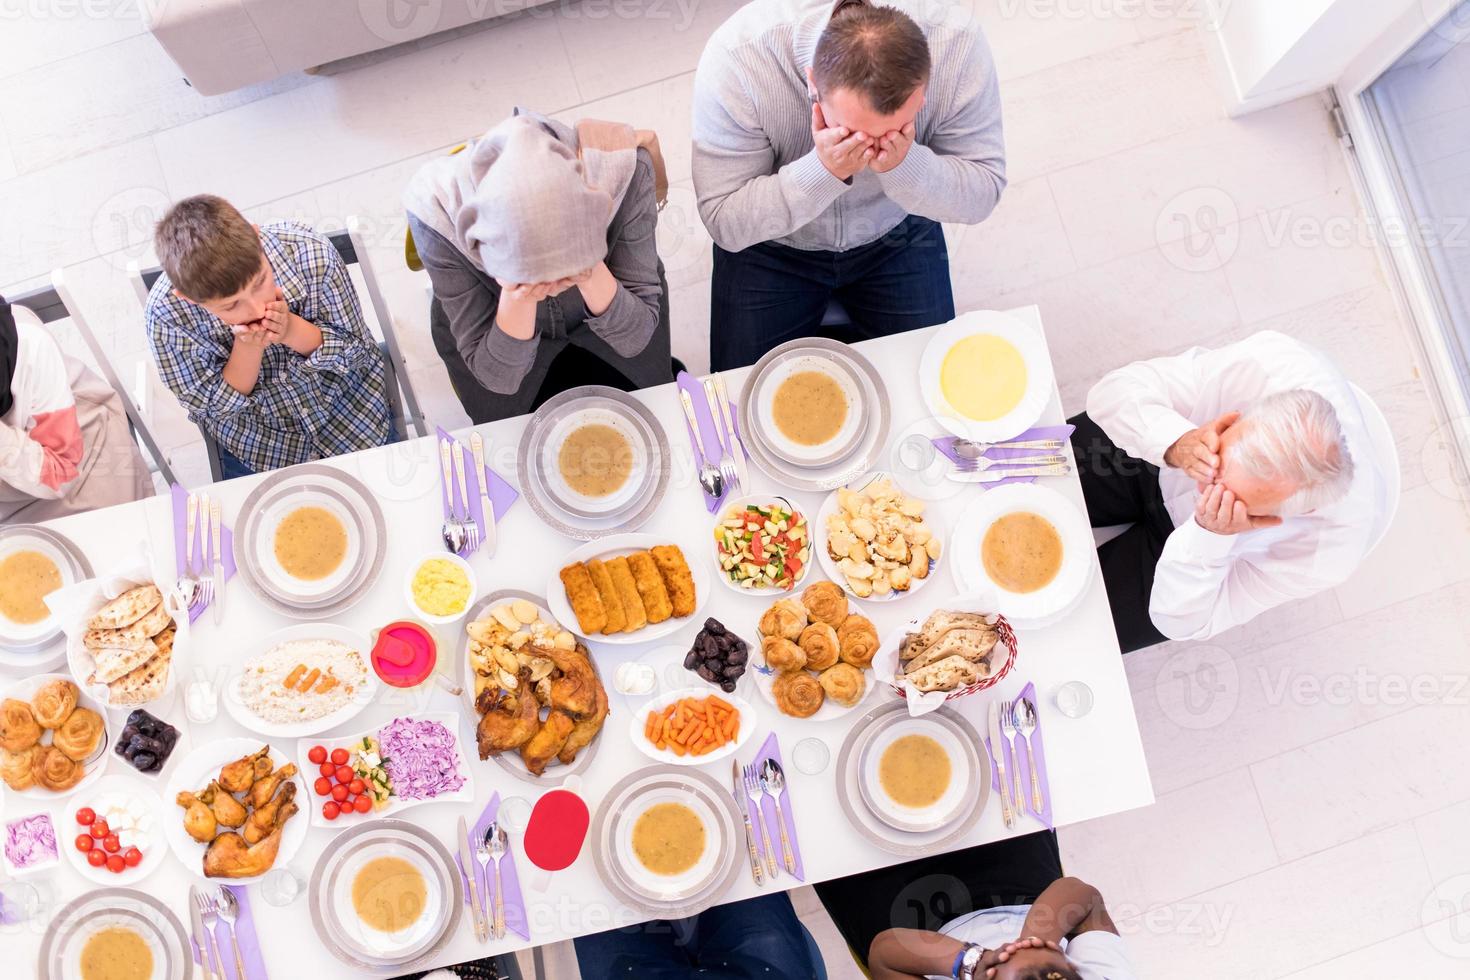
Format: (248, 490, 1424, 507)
(650, 545, 696, 617)
(604, 557, 648, 633)
(586, 558, 626, 634)
(627, 551, 673, 624)
(558, 562, 606, 635)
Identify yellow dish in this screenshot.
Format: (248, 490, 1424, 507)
(411, 558, 472, 617)
(940, 334, 1028, 422)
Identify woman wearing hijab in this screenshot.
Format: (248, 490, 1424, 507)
(404, 109, 673, 423)
(0, 297, 153, 521)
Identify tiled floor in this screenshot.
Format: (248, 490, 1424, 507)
(4, 1, 1469, 976)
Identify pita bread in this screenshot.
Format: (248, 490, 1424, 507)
(83, 622, 153, 653)
(88, 585, 163, 631)
(131, 601, 173, 638)
(906, 654, 987, 693)
(153, 624, 176, 657)
(107, 647, 171, 705)
(903, 627, 1000, 674)
(902, 611, 995, 659)
(89, 638, 159, 685)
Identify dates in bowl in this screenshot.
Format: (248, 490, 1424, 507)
(684, 619, 749, 693)
(113, 709, 179, 775)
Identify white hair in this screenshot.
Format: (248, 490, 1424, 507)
(1231, 389, 1355, 516)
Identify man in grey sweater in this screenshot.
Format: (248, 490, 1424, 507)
(693, 0, 1006, 369)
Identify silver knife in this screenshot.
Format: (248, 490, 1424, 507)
(732, 759, 764, 887)
(210, 498, 225, 626)
(469, 431, 498, 558)
(189, 885, 219, 980)
(712, 374, 748, 495)
(947, 464, 1073, 484)
(989, 702, 1015, 829)
(458, 816, 487, 941)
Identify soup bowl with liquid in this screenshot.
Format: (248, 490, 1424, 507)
(540, 408, 649, 518)
(0, 538, 71, 646)
(858, 718, 972, 834)
(615, 791, 722, 901)
(256, 492, 361, 601)
(331, 843, 444, 959)
(755, 354, 866, 467)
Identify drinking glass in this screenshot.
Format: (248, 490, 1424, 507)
(793, 737, 831, 775)
(0, 881, 46, 925)
(499, 796, 533, 833)
(259, 867, 302, 907)
(1053, 681, 1095, 719)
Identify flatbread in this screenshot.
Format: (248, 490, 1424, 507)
(89, 638, 159, 685)
(153, 624, 176, 657)
(131, 601, 173, 638)
(905, 654, 987, 693)
(88, 585, 163, 631)
(83, 622, 154, 653)
(107, 648, 171, 705)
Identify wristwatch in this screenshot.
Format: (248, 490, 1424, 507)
(957, 944, 986, 980)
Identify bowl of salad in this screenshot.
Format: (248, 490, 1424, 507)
(711, 496, 812, 595)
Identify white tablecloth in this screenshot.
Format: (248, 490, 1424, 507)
(4, 307, 1153, 975)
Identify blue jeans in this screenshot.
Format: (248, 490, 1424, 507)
(573, 893, 823, 980)
(710, 214, 956, 371)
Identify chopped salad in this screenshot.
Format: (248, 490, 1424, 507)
(715, 501, 810, 590)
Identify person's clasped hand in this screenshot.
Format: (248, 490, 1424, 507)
(811, 102, 875, 181)
(1194, 483, 1283, 536)
(1164, 411, 1238, 487)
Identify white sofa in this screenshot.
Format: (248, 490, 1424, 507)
(144, 0, 555, 95)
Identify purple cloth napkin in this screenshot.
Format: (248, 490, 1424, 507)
(675, 372, 747, 513)
(984, 683, 1053, 829)
(932, 424, 1075, 488)
(437, 426, 520, 558)
(744, 732, 805, 882)
(190, 885, 267, 980)
(170, 483, 235, 624)
(453, 792, 530, 942)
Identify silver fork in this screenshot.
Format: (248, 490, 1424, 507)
(1000, 704, 1026, 818)
(452, 440, 481, 553)
(953, 452, 1069, 473)
(195, 491, 215, 610)
(193, 889, 227, 980)
(489, 823, 508, 940)
(743, 764, 777, 879)
(475, 825, 494, 941)
(704, 376, 740, 497)
(953, 437, 1064, 459)
(177, 493, 204, 609)
(438, 439, 467, 553)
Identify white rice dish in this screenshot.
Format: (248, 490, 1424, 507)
(238, 638, 367, 724)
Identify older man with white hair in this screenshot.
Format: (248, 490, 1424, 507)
(1072, 330, 1390, 652)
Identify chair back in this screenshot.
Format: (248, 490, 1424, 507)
(1350, 383, 1401, 557)
(131, 220, 427, 482)
(9, 273, 178, 488)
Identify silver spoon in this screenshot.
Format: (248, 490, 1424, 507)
(678, 388, 724, 499)
(213, 886, 248, 980)
(487, 822, 508, 940)
(759, 759, 796, 875)
(1014, 697, 1045, 813)
(439, 439, 467, 554)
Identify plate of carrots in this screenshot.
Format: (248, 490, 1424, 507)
(632, 690, 757, 766)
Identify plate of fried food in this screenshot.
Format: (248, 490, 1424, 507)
(163, 741, 306, 882)
(65, 581, 184, 708)
(1, 675, 109, 798)
(550, 535, 705, 646)
(751, 582, 880, 722)
(818, 474, 941, 602)
(462, 593, 609, 786)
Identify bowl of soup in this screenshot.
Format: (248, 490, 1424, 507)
(616, 790, 723, 900)
(919, 311, 1054, 443)
(0, 539, 71, 644)
(540, 408, 650, 517)
(858, 718, 972, 833)
(257, 492, 361, 600)
(755, 354, 867, 466)
(331, 843, 444, 958)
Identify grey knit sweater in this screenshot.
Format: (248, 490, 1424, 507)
(692, 0, 1006, 253)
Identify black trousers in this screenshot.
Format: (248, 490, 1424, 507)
(815, 830, 1064, 966)
(1069, 412, 1175, 653)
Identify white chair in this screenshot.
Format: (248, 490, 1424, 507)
(9, 274, 178, 489)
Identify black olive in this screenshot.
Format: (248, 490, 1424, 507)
(132, 752, 157, 772)
(720, 680, 737, 693)
(704, 619, 725, 636)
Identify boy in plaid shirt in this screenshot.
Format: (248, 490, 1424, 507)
(146, 195, 392, 478)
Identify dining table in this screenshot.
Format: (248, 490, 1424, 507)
(1, 304, 1154, 976)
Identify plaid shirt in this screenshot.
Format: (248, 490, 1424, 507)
(146, 222, 391, 474)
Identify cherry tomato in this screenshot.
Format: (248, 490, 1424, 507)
(314, 777, 332, 797)
(75, 807, 95, 826)
(106, 854, 125, 874)
(75, 834, 94, 852)
(307, 745, 327, 765)
(353, 794, 372, 814)
(334, 765, 354, 784)
(330, 747, 349, 766)
(123, 847, 143, 868)
(348, 778, 365, 795)
(89, 819, 110, 839)
(86, 848, 107, 867)
(318, 762, 335, 779)
(341, 794, 356, 811)
(330, 783, 349, 802)
(322, 801, 340, 821)
(102, 834, 121, 853)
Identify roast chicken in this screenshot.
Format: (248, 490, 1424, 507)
(176, 745, 300, 878)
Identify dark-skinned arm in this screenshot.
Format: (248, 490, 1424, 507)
(1018, 877, 1117, 945)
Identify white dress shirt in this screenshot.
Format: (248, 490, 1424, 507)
(1086, 331, 1391, 642)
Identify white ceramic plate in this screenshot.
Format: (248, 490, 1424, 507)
(919, 310, 1055, 442)
(545, 533, 710, 647)
(297, 712, 475, 829)
(950, 484, 1095, 630)
(222, 623, 378, 739)
(748, 656, 878, 724)
(40, 888, 191, 980)
(629, 688, 757, 767)
(60, 774, 167, 886)
(254, 490, 363, 601)
(857, 716, 973, 833)
(0, 534, 76, 645)
(613, 786, 726, 901)
(161, 738, 308, 883)
(754, 353, 867, 466)
(709, 495, 814, 597)
(539, 405, 652, 517)
(815, 473, 941, 604)
(328, 836, 447, 958)
(1, 673, 110, 801)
